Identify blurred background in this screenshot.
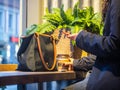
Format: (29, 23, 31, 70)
(0, 0, 19, 64)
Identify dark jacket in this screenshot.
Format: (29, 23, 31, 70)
(76, 0, 120, 76)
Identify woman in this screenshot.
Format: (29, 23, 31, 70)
(67, 0, 120, 90)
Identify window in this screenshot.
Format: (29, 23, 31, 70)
(16, 13, 19, 35)
(0, 0, 20, 65)
(0, 10, 3, 28)
(0, 11, 2, 27)
(8, 14, 13, 28)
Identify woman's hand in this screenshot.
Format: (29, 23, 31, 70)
(67, 33, 78, 40)
(62, 30, 79, 40)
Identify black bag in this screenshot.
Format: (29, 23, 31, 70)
(17, 33, 57, 71)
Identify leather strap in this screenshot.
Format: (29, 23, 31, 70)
(34, 33, 56, 71)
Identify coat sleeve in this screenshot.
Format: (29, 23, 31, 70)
(73, 54, 96, 71)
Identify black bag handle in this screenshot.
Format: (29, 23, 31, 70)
(34, 33, 57, 71)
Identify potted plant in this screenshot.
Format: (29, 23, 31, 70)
(25, 1, 103, 59)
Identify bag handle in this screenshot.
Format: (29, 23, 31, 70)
(34, 33, 57, 71)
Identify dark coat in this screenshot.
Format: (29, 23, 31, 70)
(75, 0, 120, 89)
(76, 0, 120, 76)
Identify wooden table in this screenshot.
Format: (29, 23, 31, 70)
(0, 71, 86, 90)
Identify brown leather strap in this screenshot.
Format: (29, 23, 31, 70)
(34, 33, 56, 71)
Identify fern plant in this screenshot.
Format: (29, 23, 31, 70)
(25, 1, 103, 36)
(70, 5, 103, 35)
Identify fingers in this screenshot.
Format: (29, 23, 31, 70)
(67, 33, 78, 40)
(62, 31, 78, 40)
(62, 31, 70, 36)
